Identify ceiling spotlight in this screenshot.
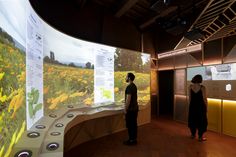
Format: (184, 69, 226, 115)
(164, 0, 171, 5)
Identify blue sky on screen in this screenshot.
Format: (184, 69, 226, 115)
(0, 0, 26, 46)
(43, 23, 149, 65)
(44, 23, 98, 64)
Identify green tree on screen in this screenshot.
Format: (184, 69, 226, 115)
(85, 62, 92, 69)
(115, 48, 143, 72)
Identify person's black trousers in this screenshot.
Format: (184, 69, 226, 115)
(125, 111, 138, 140)
(190, 126, 206, 138)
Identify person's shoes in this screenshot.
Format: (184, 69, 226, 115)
(123, 139, 137, 145)
(198, 137, 207, 142)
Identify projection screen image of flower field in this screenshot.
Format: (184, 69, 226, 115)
(0, 0, 150, 156)
(43, 24, 150, 114)
(0, 0, 26, 156)
(114, 49, 150, 104)
(43, 24, 95, 114)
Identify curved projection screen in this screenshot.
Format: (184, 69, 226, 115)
(43, 23, 150, 114)
(187, 63, 236, 100)
(0, 0, 26, 156)
(0, 0, 150, 156)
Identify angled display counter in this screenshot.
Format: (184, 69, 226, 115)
(11, 103, 151, 157)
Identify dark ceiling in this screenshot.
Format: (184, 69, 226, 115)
(30, 0, 236, 53)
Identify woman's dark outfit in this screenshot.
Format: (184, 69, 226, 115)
(188, 86, 208, 138)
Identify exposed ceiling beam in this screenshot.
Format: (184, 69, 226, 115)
(115, 0, 139, 18)
(139, 6, 178, 29)
(174, 0, 215, 49)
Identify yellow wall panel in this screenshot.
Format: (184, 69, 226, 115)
(207, 99, 222, 132)
(223, 100, 236, 137)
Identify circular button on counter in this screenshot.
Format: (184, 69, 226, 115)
(15, 150, 32, 157)
(47, 143, 59, 151)
(27, 132, 40, 138)
(50, 132, 61, 136)
(35, 125, 46, 129)
(55, 123, 64, 127)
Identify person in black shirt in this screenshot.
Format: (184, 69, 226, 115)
(123, 72, 139, 145)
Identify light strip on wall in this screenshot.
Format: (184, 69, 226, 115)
(174, 94, 187, 98)
(222, 100, 236, 104)
(158, 44, 201, 59)
(158, 51, 172, 58)
(207, 98, 222, 101)
(186, 44, 201, 53)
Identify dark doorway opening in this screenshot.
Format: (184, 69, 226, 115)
(158, 70, 174, 118)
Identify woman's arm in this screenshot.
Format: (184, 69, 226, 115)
(201, 86, 208, 111)
(188, 85, 192, 103)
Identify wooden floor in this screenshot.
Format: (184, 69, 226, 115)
(65, 117, 236, 157)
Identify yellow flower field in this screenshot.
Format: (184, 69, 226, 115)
(44, 63, 150, 115)
(44, 63, 94, 114)
(0, 40, 26, 157)
(114, 71, 150, 104)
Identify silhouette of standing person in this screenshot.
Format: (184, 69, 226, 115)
(188, 74, 208, 141)
(123, 73, 138, 145)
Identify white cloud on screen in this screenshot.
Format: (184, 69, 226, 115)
(43, 19, 149, 66)
(44, 24, 116, 65)
(231, 63, 236, 79)
(0, 0, 26, 46)
(43, 24, 96, 64)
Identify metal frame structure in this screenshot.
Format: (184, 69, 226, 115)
(175, 0, 236, 49)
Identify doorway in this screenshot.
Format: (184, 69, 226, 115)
(158, 70, 174, 117)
